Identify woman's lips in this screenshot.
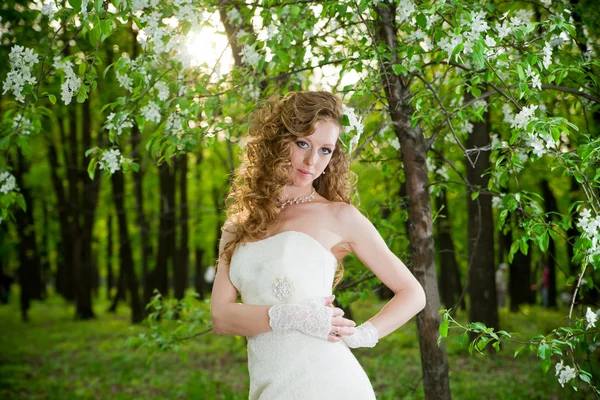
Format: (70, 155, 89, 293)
(297, 169, 312, 177)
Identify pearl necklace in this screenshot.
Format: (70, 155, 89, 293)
(278, 189, 316, 209)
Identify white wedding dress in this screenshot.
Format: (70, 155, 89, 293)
(229, 230, 377, 400)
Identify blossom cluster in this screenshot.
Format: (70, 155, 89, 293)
(577, 208, 600, 257)
(2, 45, 39, 103)
(555, 360, 577, 388)
(141, 101, 162, 123)
(53, 57, 82, 105)
(342, 105, 364, 153)
(13, 115, 34, 135)
(41, 1, 56, 19)
(586, 307, 598, 330)
(99, 149, 125, 174)
(0, 172, 17, 195)
(104, 112, 134, 136)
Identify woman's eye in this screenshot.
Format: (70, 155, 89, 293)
(296, 141, 308, 148)
(321, 148, 332, 155)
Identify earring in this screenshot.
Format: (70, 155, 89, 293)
(322, 170, 326, 175)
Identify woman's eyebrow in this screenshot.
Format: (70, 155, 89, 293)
(303, 137, 336, 147)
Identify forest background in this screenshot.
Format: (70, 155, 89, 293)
(1, 0, 599, 399)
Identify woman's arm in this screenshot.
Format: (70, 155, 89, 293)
(210, 220, 355, 340)
(337, 204, 427, 340)
(210, 220, 273, 336)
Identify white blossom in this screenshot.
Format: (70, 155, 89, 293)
(99, 149, 125, 174)
(240, 44, 261, 67)
(116, 72, 133, 92)
(130, 0, 148, 12)
(502, 103, 514, 124)
(141, 101, 162, 123)
(511, 105, 538, 131)
(175, 0, 203, 24)
(104, 112, 134, 136)
(2, 45, 39, 102)
(13, 115, 33, 135)
(243, 84, 260, 101)
(555, 360, 564, 377)
(492, 194, 504, 209)
(438, 32, 465, 57)
(542, 41, 553, 70)
(397, 0, 416, 24)
(586, 307, 597, 330)
(496, 22, 511, 40)
(41, 1, 56, 19)
(530, 136, 547, 157)
(226, 8, 242, 24)
(558, 365, 577, 388)
(165, 107, 187, 135)
(0, 172, 17, 195)
(426, 14, 440, 30)
(54, 57, 82, 105)
(577, 208, 600, 257)
(472, 99, 487, 110)
(460, 120, 474, 135)
(525, 65, 542, 90)
(470, 10, 489, 34)
(389, 137, 400, 150)
(81, 0, 89, 18)
(514, 9, 534, 25)
(155, 81, 169, 101)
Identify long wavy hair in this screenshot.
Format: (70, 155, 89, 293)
(221, 91, 357, 286)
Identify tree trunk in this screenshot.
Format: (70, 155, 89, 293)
(81, 98, 101, 308)
(13, 152, 43, 321)
(174, 154, 189, 300)
(111, 171, 143, 323)
(46, 126, 74, 301)
(107, 214, 114, 300)
(465, 95, 499, 333)
(540, 179, 558, 308)
(510, 218, 533, 311)
(374, 4, 451, 399)
(434, 188, 466, 311)
(66, 103, 94, 320)
(149, 163, 172, 303)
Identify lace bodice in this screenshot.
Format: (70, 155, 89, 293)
(229, 231, 338, 306)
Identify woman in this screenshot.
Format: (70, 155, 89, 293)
(210, 91, 426, 399)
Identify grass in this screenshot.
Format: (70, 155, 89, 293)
(0, 288, 591, 399)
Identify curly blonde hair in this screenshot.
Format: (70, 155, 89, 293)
(221, 91, 356, 286)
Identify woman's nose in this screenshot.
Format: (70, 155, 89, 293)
(304, 150, 317, 165)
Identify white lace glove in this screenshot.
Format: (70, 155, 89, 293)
(342, 321, 379, 348)
(268, 298, 333, 340)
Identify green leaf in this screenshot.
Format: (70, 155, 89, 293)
(471, 191, 480, 200)
(416, 14, 427, 29)
(538, 232, 549, 253)
(439, 319, 449, 338)
(459, 333, 469, 347)
(392, 64, 408, 76)
(69, 0, 82, 10)
(537, 343, 551, 360)
(540, 358, 551, 373)
(517, 65, 525, 81)
(85, 147, 98, 157)
(48, 94, 56, 105)
(87, 158, 98, 180)
(514, 345, 526, 357)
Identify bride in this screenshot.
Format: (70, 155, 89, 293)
(210, 91, 426, 399)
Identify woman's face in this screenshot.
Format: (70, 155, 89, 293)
(289, 119, 340, 186)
